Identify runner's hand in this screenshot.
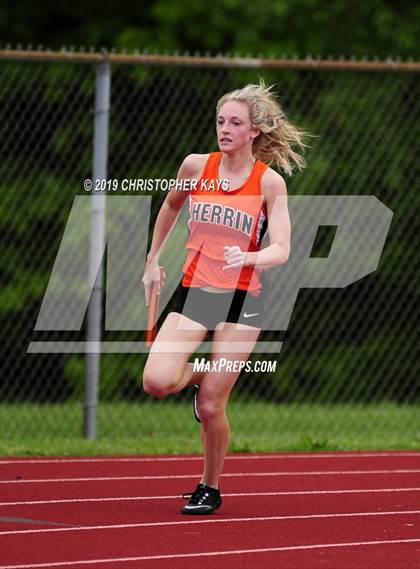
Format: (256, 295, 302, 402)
(142, 263, 165, 306)
(222, 246, 248, 270)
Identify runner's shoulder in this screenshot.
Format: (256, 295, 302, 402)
(179, 153, 211, 179)
(261, 166, 287, 199)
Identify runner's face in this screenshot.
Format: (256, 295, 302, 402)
(217, 101, 259, 152)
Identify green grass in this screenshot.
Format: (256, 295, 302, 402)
(0, 401, 418, 456)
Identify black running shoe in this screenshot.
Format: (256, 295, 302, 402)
(181, 483, 222, 515)
(192, 384, 201, 423)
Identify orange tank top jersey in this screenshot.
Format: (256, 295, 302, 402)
(182, 152, 269, 296)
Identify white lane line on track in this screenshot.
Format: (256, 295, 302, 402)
(1, 539, 420, 568)
(0, 452, 419, 465)
(1, 510, 419, 536)
(1, 469, 419, 484)
(1, 487, 419, 506)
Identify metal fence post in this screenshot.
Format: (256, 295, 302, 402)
(83, 61, 111, 439)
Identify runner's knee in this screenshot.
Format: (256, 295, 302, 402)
(198, 398, 226, 424)
(142, 366, 180, 398)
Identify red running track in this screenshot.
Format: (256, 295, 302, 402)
(0, 451, 419, 569)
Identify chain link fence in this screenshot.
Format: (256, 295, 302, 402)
(0, 49, 419, 451)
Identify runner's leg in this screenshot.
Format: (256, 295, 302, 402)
(198, 322, 261, 488)
(143, 312, 207, 397)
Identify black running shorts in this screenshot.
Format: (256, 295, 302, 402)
(168, 282, 265, 330)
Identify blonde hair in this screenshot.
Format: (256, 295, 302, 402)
(216, 81, 309, 176)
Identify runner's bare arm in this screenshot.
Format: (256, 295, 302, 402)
(145, 154, 208, 268)
(142, 154, 207, 303)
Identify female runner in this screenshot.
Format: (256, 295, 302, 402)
(142, 82, 307, 514)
